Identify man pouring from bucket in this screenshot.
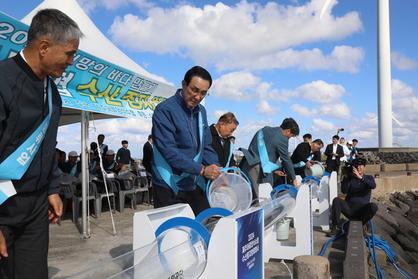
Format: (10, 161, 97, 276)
(239, 118, 301, 198)
(152, 66, 221, 215)
(291, 139, 324, 178)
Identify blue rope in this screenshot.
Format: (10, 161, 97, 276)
(318, 221, 349, 256)
(365, 221, 413, 279)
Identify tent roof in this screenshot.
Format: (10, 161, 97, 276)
(22, 0, 169, 84)
(21, 0, 174, 125)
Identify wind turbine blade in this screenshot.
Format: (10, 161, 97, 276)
(392, 113, 404, 127)
(320, 0, 333, 19)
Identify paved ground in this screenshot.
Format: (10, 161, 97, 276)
(47, 202, 345, 279)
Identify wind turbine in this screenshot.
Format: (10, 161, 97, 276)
(320, 0, 393, 147)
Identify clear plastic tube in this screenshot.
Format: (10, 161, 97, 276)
(260, 193, 296, 229)
(68, 228, 207, 279)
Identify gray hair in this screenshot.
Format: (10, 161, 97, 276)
(28, 9, 83, 44)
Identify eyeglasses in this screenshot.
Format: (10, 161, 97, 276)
(187, 85, 209, 98)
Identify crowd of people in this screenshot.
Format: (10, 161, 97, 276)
(0, 9, 377, 279)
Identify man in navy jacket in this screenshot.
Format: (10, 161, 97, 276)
(327, 158, 378, 236)
(151, 66, 220, 214)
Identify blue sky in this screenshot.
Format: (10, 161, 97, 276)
(1, 0, 418, 158)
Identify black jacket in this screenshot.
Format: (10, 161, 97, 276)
(324, 143, 344, 166)
(291, 142, 321, 165)
(0, 54, 62, 194)
(209, 124, 236, 167)
(342, 175, 376, 205)
(142, 141, 153, 173)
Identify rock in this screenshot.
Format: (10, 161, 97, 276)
(293, 256, 330, 279)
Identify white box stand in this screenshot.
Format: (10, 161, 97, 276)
(260, 183, 314, 261)
(133, 204, 265, 279)
(311, 171, 338, 231)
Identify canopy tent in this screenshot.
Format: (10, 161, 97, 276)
(0, 0, 175, 238)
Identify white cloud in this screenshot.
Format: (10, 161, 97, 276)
(291, 104, 312, 117)
(109, 0, 363, 71)
(317, 103, 351, 119)
(211, 71, 259, 100)
(311, 118, 336, 133)
(256, 100, 278, 115)
(391, 51, 418, 71)
(211, 71, 291, 101)
(295, 80, 346, 103)
(392, 79, 415, 98)
(219, 45, 364, 73)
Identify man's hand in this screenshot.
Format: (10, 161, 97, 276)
(274, 170, 286, 176)
(293, 179, 301, 188)
(305, 161, 313, 168)
(0, 230, 8, 259)
(203, 164, 221, 180)
(352, 167, 362, 179)
(48, 194, 63, 224)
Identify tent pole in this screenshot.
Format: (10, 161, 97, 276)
(81, 111, 90, 239)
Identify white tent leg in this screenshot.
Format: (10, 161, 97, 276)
(81, 111, 90, 239)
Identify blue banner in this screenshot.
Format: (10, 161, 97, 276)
(0, 11, 175, 119)
(237, 208, 264, 279)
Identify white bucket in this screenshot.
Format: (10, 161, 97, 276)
(207, 172, 252, 213)
(275, 218, 292, 241)
(305, 162, 325, 178)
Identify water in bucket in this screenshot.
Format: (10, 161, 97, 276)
(304, 161, 325, 178)
(207, 172, 252, 213)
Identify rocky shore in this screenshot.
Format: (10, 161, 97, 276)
(373, 190, 418, 277)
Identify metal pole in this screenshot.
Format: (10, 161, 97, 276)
(377, 0, 393, 147)
(81, 111, 90, 239)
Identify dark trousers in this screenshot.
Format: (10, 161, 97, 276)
(153, 185, 210, 215)
(331, 197, 378, 227)
(326, 160, 339, 173)
(0, 189, 49, 279)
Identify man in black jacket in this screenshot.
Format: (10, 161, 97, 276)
(326, 158, 378, 236)
(0, 9, 82, 279)
(210, 112, 239, 167)
(324, 135, 344, 173)
(291, 139, 323, 177)
(142, 135, 153, 175)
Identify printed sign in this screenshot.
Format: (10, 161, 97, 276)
(237, 208, 264, 279)
(0, 11, 175, 119)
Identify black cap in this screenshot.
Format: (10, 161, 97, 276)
(352, 158, 366, 166)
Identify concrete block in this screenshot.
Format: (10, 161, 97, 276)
(365, 164, 381, 174)
(293, 255, 330, 279)
(381, 163, 407, 172)
(406, 163, 418, 171)
(373, 175, 418, 197)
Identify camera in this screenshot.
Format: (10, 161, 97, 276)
(341, 162, 354, 180)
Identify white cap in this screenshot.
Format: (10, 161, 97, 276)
(68, 151, 78, 157)
(106, 149, 115, 156)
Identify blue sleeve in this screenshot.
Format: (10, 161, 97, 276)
(152, 106, 202, 175)
(201, 108, 219, 166)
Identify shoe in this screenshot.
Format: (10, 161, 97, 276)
(325, 227, 339, 237)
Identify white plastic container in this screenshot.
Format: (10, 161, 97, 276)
(305, 161, 325, 178)
(275, 218, 292, 241)
(207, 172, 252, 213)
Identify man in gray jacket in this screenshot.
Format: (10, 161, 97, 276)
(0, 9, 82, 279)
(240, 118, 300, 198)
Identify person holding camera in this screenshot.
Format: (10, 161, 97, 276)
(326, 158, 378, 236)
